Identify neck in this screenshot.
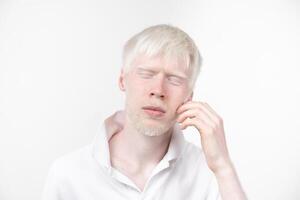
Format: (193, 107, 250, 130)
(109, 117, 173, 169)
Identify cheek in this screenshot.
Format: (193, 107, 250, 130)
(167, 88, 190, 110)
(125, 82, 147, 104)
(125, 77, 143, 94)
(127, 85, 146, 98)
(168, 95, 185, 112)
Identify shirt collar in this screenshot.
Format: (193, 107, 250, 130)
(91, 110, 186, 169)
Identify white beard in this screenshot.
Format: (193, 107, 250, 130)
(126, 104, 174, 137)
(134, 120, 170, 137)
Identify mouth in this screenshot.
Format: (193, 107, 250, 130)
(142, 106, 166, 117)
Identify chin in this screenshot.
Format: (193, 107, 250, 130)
(137, 121, 174, 137)
(127, 108, 175, 135)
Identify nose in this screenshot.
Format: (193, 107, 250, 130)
(149, 76, 166, 99)
(150, 91, 165, 99)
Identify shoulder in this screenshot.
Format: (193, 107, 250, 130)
(47, 145, 92, 179)
(42, 145, 93, 198)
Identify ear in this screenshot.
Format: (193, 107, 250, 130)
(118, 68, 126, 91)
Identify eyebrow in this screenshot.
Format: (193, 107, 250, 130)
(136, 66, 188, 79)
(136, 67, 156, 73)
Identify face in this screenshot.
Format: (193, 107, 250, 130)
(119, 54, 193, 137)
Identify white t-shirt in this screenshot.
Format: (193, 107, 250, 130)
(42, 111, 221, 200)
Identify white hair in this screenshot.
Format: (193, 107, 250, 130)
(122, 24, 202, 89)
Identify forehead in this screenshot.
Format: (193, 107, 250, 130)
(132, 54, 190, 76)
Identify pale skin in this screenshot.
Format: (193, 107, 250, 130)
(177, 101, 247, 199)
(109, 55, 247, 199)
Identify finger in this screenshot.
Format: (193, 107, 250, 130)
(177, 101, 219, 123)
(177, 108, 215, 127)
(203, 102, 220, 118)
(176, 108, 198, 123)
(180, 116, 210, 133)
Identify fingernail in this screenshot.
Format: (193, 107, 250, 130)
(178, 123, 184, 130)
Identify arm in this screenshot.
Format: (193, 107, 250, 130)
(214, 161, 247, 199)
(177, 101, 247, 200)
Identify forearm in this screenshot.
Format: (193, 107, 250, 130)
(214, 162, 247, 200)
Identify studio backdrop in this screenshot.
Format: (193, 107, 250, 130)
(0, 0, 299, 199)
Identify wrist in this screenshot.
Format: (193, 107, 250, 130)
(214, 160, 236, 179)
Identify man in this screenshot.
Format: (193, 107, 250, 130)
(42, 24, 247, 200)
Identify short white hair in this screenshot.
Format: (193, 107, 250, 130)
(122, 24, 202, 89)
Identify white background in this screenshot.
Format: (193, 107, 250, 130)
(0, 0, 299, 199)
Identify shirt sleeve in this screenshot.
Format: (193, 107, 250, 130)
(207, 174, 222, 200)
(41, 161, 61, 200)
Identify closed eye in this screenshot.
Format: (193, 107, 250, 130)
(136, 68, 156, 78)
(168, 76, 184, 85)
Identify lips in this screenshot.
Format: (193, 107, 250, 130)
(142, 106, 166, 113)
(142, 106, 166, 117)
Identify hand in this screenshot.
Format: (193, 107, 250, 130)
(176, 101, 232, 174)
